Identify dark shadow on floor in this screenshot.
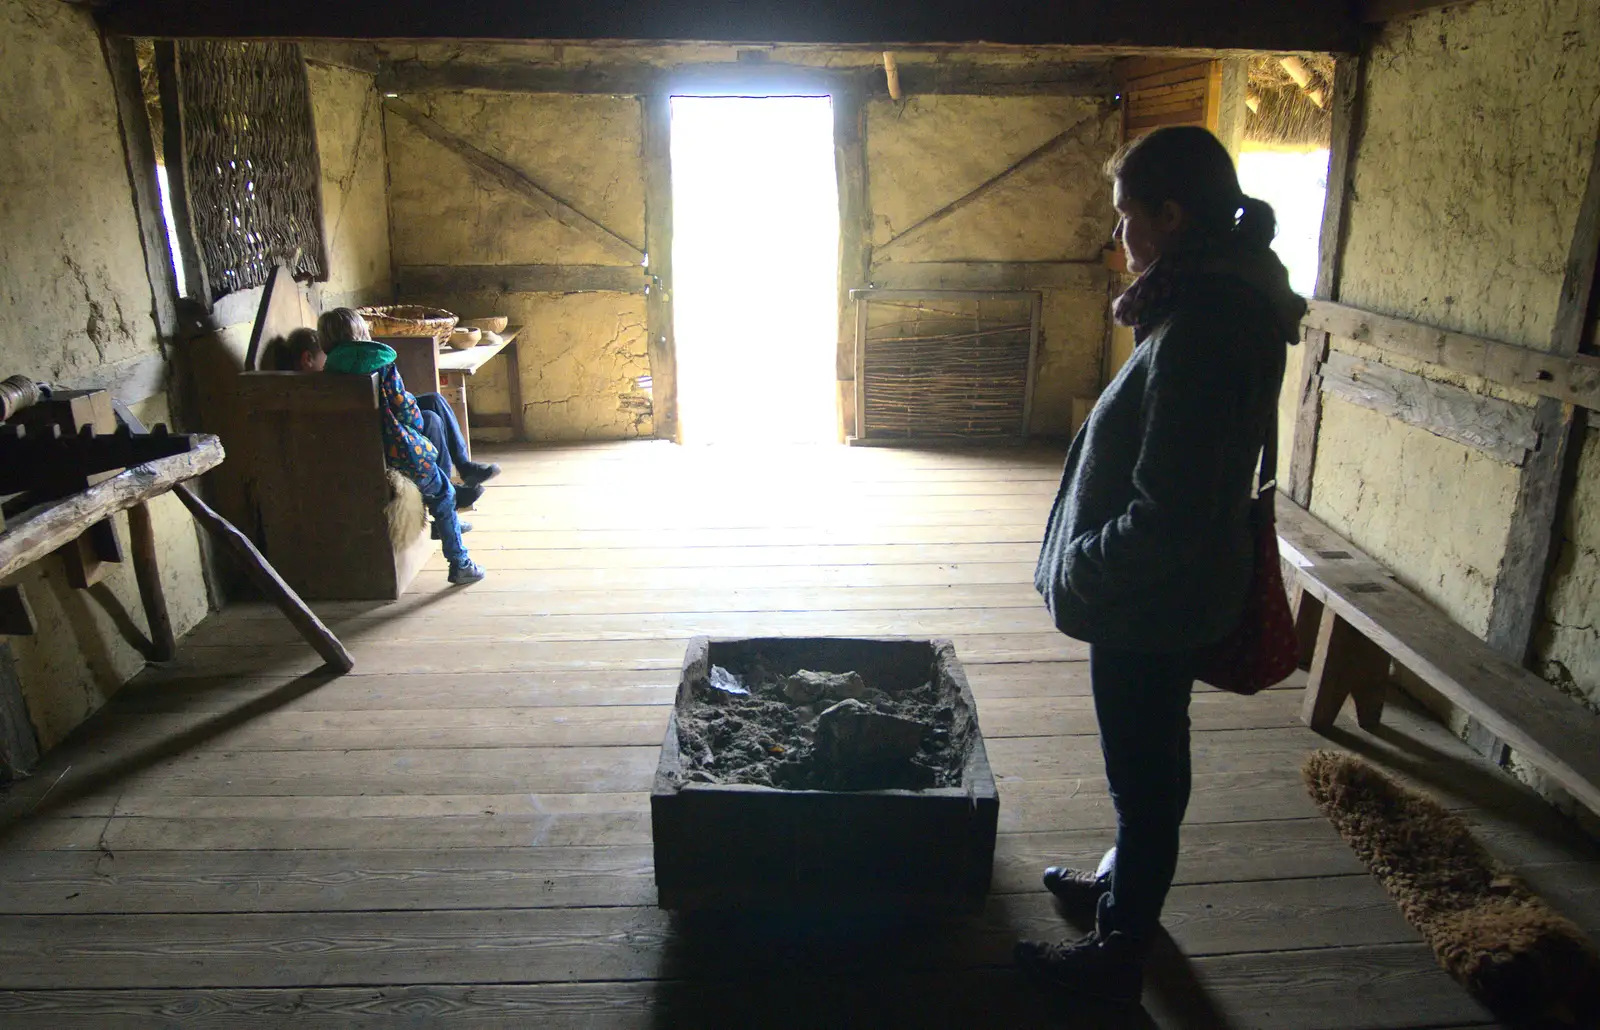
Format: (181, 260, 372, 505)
(0, 666, 343, 835)
(1319, 718, 1597, 859)
(645, 906, 1193, 1029)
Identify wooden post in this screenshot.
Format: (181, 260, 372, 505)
(504, 339, 526, 442)
(155, 41, 210, 305)
(0, 643, 39, 782)
(1290, 582, 1324, 671)
(642, 93, 679, 441)
(127, 501, 177, 662)
(834, 88, 870, 439)
(102, 36, 181, 341)
(1484, 110, 1600, 666)
(1288, 53, 1363, 507)
(173, 484, 354, 673)
(1303, 605, 1390, 731)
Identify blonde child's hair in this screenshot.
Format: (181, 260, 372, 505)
(317, 307, 371, 345)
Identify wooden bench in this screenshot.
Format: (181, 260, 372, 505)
(1276, 494, 1600, 819)
(233, 266, 437, 601)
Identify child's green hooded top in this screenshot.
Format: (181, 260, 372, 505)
(325, 341, 439, 481)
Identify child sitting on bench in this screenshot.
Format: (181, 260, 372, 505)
(315, 308, 488, 585)
(285, 326, 501, 490)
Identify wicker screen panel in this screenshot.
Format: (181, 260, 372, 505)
(856, 291, 1040, 442)
(178, 41, 326, 301)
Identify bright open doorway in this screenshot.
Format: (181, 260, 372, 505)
(669, 95, 841, 445)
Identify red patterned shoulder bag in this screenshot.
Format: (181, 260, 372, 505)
(1197, 411, 1301, 695)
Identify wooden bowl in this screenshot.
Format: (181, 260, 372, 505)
(447, 327, 482, 351)
(461, 316, 509, 334)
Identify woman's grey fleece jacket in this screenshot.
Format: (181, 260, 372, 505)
(1035, 249, 1306, 653)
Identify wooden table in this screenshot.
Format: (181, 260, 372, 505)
(436, 327, 524, 457)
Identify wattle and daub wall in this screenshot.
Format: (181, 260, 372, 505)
(1301, 0, 1600, 800)
(378, 44, 1121, 443)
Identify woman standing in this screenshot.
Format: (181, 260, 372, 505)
(1019, 126, 1306, 1004)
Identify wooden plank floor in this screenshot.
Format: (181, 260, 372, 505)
(1, 441, 1595, 1028)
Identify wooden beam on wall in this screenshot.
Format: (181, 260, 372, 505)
(1303, 300, 1600, 412)
(1288, 53, 1363, 507)
(877, 119, 1099, 255)
(379, 62, 661, 96)
(868, 261, 1106, 293)
(1319, 351, 1539, 466)
(99, 1, 1358, 53)
(385, 98, 645, 264)
(397, 265, 649, 297)
(1485, 112, 1600, 665)
(379, 59, 1116, 98)
(641, 93, 679, 442)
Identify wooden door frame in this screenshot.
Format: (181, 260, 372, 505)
(646, 66, 866, 443)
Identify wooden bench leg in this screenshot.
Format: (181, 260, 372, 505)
(1303, 606, 1390, 732)
(173, 484, 355, 674)
(1291, 582, 1323, 671)
(128, 501, 176, 662)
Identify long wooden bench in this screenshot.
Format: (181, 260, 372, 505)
(1275, 494, 1600, 819)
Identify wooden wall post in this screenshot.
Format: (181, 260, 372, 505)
(1288, 53, 1363, 507)
(834, 88, 870, 440)
(0, 643, 39, 782)
(154, 41, 210, 306)
(1484, 113, 1600, 666)
(102, 37, 181, 342)
(642, 93, 679, 442)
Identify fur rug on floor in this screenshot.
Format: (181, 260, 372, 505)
(1303, 749, 1600, 1029)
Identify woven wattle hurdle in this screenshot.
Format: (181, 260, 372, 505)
(862, 305, 1033, 439)
(177, 41, 327, 301)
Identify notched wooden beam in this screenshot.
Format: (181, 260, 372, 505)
(0, 440, 225, 584)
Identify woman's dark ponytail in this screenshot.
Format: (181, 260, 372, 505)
(1235, 196, 1277, 250)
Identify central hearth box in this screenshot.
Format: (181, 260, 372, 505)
(651, 636, 1000, 913)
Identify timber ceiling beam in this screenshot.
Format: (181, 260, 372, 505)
(1357, 0, 1482, 23)
(99, 0, 1357, 53)
(376, 59, 1117, 98)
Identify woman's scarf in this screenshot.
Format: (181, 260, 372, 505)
(1111, 245, 1210, 337)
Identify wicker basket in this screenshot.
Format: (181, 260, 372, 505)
(356, 305, 458, 342)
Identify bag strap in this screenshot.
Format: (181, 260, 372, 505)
(1255, 405, 1280, 502)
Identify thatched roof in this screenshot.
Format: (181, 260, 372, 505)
(1244, 54, 1334, 151)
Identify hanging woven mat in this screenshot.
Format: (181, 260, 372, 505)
(1304, 749, 1600, 1028)
(356, 305, 458, 342)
